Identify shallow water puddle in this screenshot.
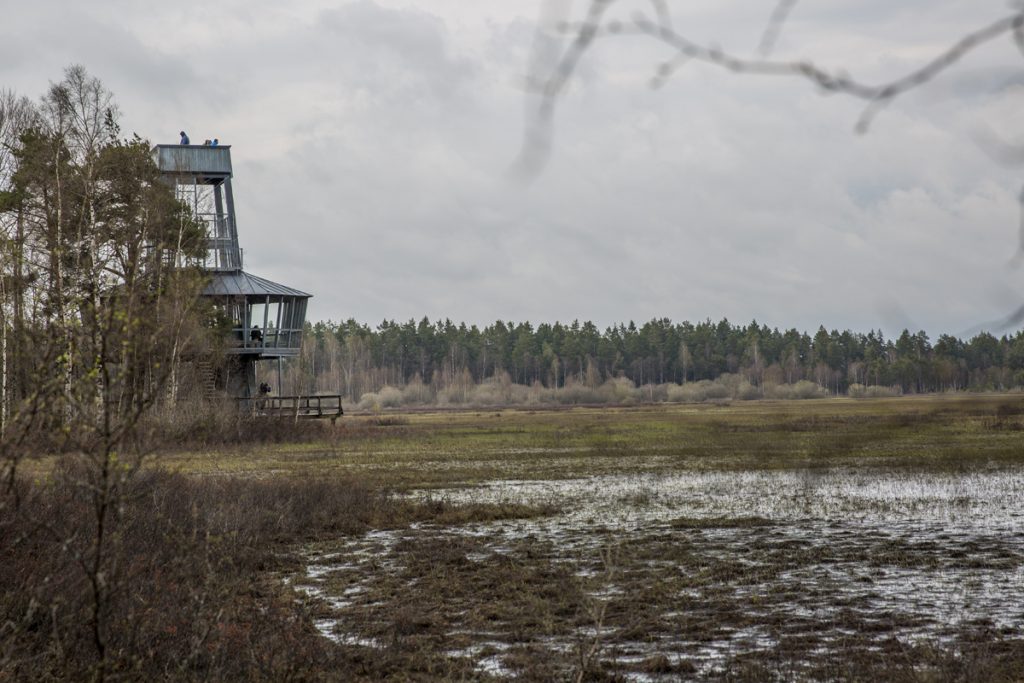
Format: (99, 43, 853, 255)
(298, 467, 1024, 679)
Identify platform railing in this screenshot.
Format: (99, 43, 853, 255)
(227, 326, 303, 353)
(236, 394, 344, 422)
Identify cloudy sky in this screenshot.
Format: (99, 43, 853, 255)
(3, 0, 1024, 337)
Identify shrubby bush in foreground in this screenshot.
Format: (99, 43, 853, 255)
(1, 468, 370, 679)
(2, 462, 536, 681)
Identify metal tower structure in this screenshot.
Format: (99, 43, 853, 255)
(153, 144, 311, 400)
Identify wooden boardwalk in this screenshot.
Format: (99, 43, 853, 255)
(236, 395, 344, 423)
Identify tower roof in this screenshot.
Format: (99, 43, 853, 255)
(202, 270, 311, 299)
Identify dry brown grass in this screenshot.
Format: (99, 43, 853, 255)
(6, 394, 1024, 680)
(0, 464, 557, 681)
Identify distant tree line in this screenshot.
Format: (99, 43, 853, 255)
(286, 317, 1024, 402)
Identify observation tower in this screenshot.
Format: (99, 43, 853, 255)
(154, 144, 340, 419)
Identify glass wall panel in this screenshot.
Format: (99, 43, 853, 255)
(248, 301, 266, 347)
(266, 301, 281, 347)
(281, 300, 294, 332)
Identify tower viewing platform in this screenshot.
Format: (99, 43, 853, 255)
(153, 144, 241, 271)
(152, 142, 336, 417)
(153, 143, 311, 360)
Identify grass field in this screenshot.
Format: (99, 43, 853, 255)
(151, 394, 1024, 680)
(161, 394, 1024, 484)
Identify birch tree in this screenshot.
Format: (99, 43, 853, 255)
(0, 66, 206, 680)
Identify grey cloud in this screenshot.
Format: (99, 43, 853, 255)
(1, 0, 1021, 336)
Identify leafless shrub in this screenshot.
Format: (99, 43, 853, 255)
(600, 376, 640, 403)
(3, 464, 552, 680)
(465, 372, 533, 406)
(639, 383, 669, 402)
(847, 382, 868, 398)
(358, 385, 404, 411)
(858, 384, 900, 398)
(347, 374, 866, 409)
(847, 382, 901, 398)
(736, 379, 762, 400)
(435, 385, 468, 405)
(573, 543, 620, 682)
(667, 380, 709, 403)
(765, 379, 828, 399)
(0, 469, 383, 679)
(142, 398, 328, 447)
(544, 380, 605, 405)
(667, 378, 732, 402)
(401, 374, 434, 405)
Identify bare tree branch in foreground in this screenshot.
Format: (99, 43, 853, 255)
(517, 2, 1024, 296)
(521, 2, 1024, 165)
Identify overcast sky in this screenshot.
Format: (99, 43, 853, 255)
(3, 0, 1024, 337)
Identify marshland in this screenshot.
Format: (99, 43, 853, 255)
(6, 13, 1024, 675)
(280, 395, 1024, 681)
(35, 393, 1019, 681)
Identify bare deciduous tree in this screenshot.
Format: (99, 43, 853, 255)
(0, 66, 207, 681)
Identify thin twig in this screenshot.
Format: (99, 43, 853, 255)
(650, 52, 692, 90)
(522, 3, 1024, 178)
(514, 0, 618, 178)
(758, 0, 799, 57)
(629, 10, 1024, 134)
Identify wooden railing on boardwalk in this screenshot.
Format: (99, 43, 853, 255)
(236, 395, 344, 423)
